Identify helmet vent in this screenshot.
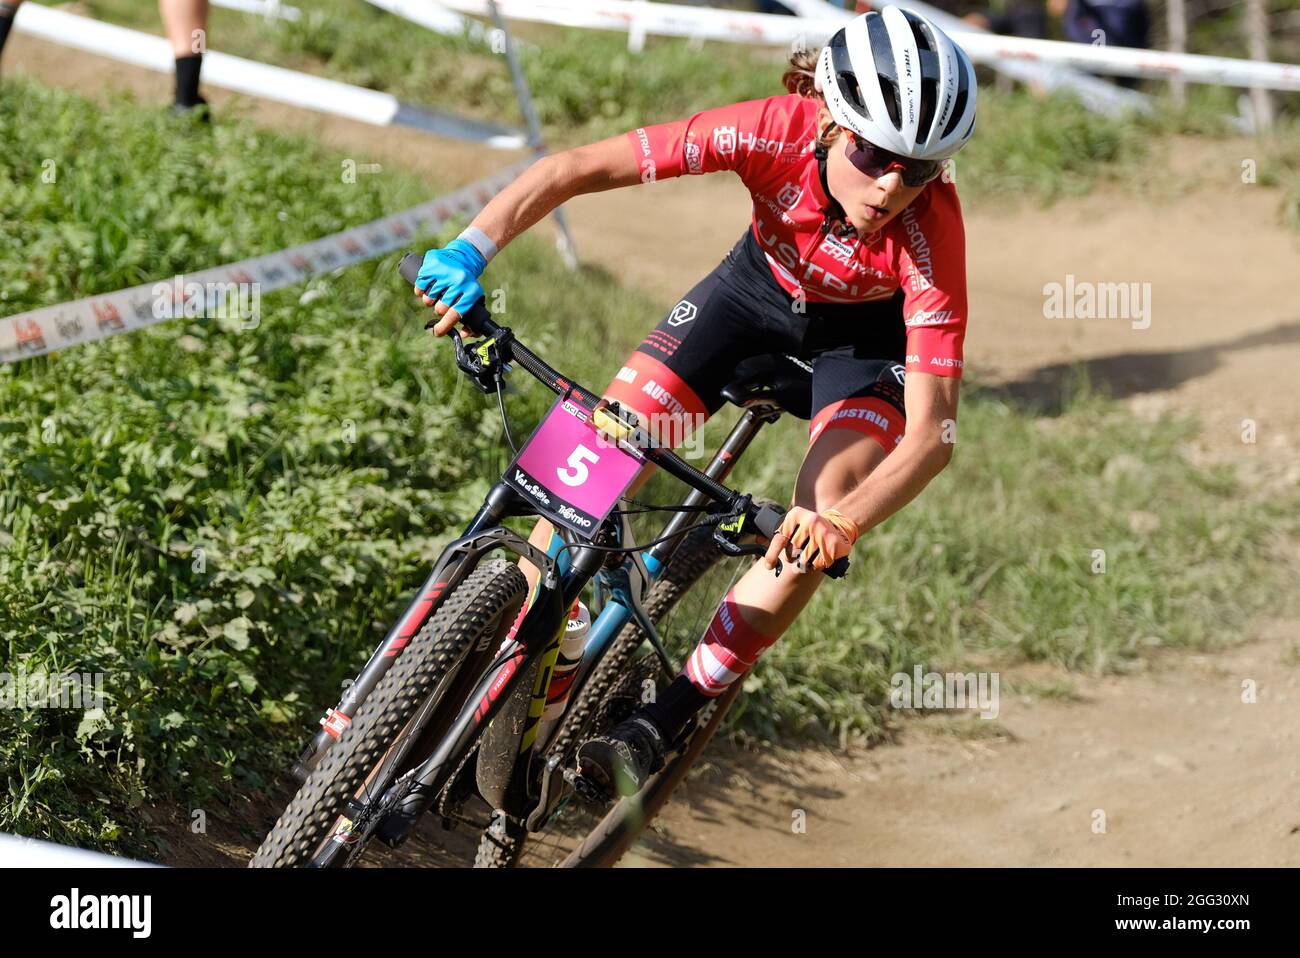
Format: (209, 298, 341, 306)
(917, 77, 937, 141)
(910, 18, 934, 53)
(830, 33, 869, 115)
(840, 72, 867, 113)
(878, 77, 901, 128)
(942, 82, 970, 139)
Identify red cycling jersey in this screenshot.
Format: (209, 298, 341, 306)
(626, 93, 968, 378)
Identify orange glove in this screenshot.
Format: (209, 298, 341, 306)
(762, 507, 859, 574)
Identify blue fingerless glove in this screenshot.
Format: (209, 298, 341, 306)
(415, 238, 487, 317)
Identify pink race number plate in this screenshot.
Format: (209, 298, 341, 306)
(509, 397, 646, 536)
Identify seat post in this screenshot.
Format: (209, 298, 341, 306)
(647, 400, 782, 566)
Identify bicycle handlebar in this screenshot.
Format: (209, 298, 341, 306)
(399, 252, 849, 579)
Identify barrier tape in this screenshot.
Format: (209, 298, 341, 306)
(437, 0, 1300, 92)
(777, 0, 1150, 117)
(0, 160, 534, 363)
(0, 833, 158, 868)
(12, 3, 528, 146)
(361, 0, 487, 41)
(210, 0, 302, 22)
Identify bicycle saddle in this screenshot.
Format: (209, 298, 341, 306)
(719, 353, 813, 420)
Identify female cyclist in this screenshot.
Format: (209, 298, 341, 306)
(413, 5, 977, 799)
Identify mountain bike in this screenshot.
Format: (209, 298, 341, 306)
(249, 253, 848, 868)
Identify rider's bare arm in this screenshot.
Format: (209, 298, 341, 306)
(826, 371, 960, 536)
(465, 137, 642, 253)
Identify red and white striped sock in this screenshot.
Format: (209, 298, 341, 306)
(684, 587, 778, 697)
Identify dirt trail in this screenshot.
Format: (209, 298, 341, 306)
(10, 34, 1299, 867)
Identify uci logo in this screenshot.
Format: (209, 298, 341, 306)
(713, 126, 737, 155)
(667, 300, 697, 327)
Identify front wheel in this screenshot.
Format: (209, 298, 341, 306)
(250, 559, 528, 868)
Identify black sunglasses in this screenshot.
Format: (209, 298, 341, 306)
(845, 134, 945, 187)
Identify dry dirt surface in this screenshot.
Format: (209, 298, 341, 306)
(9, 34, 1299, 867)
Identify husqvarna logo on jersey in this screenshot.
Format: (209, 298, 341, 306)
(667, 300, 697, 327)
(775, 181, 802, 210)
(901, 207, 934, 292)
(713, 126, 737, 155)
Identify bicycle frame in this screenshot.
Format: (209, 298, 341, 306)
(292, 252, 846, 864)
(293, 394, 783, 866)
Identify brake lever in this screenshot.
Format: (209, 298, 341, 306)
(447, 328, 512, 394)
(711, 494, 753, 557)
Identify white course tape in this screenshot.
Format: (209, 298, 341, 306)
(210, 0, 302, 22)
(438, 0, 1300, 92)
(0, 833, 160, 868)
(778, 0, 1149, 117)
(0, 160, 534, 363)
(439, 0, 804, 45)
(12, 3, 528, 146)
(958, 33, 1300, 92)
(362, 0, 487, 42)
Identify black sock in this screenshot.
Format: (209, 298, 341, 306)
(174, 53, 203, 107)
(0, 4, 19, 61)
(643, 674, 712, 741)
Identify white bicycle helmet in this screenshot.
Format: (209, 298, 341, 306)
(814, 5, 977, 162)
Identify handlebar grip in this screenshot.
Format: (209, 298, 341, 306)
(398, 251, 422, 285)
(398, 251, 492, 336)
(752, 503, 851, 579)
(824, 556, 851, 579)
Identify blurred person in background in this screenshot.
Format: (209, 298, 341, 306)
(1049, 0, 1150, 87)
(412, 6, 978, 798)
(964, 0, 1050, 39)
(0, 0, 20, 64)
(0, 0, 211, 112)
(161, 0, 211, 114)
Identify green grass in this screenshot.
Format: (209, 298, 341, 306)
(1, 76, 1297, 857)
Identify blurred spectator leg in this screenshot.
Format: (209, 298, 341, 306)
(160, 0, 209, 112)
(0, 0, 21, 70)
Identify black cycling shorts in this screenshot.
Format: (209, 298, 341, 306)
(602, 228, 908, 454)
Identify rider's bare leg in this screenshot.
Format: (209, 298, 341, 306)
(728, 427, 887, 636)
(580, 425, 891, 781)
(652, 427, 888, 716)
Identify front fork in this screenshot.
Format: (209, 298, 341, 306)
(372, 525, 609, 838)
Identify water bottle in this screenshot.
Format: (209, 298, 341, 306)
(542, 599, 590, 721)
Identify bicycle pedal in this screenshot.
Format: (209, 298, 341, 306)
(563, 766, 612, 806)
